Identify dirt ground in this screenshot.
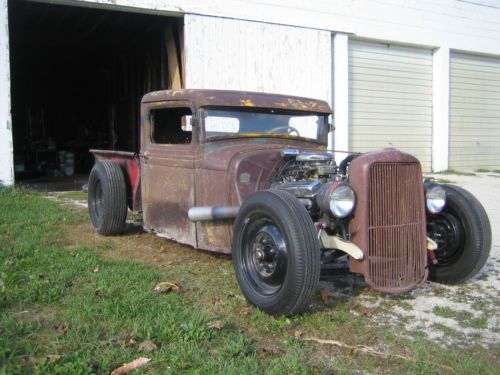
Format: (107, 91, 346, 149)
(50, 172, 499, 348)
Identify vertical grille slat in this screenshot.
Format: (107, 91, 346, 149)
(367, 163, 426, 290)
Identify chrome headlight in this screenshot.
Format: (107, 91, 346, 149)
(317, 182, 356, 218)
(425, 183, 446, 214)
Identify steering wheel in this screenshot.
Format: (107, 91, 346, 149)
(269, 126, 300, 137)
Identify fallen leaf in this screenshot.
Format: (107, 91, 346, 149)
(93, 266, 99, 273)
(153, 282, 180, 293)
(360, 307, 373, 317)
(54, 324, 68, 335)
(124, 337, 135, 348)
(294, 330, 304, 339)
(138, 340, 157, 352)
(207, 320, 224, 330)
(212, 297, 223, 306)
(46, 354, 61, 363)
(239, 307, 252, 316)
(261, 346, 284, 356)
(111, 357, 151, 375)
(320, 289, 330, 304)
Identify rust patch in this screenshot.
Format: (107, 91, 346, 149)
(240, 99, 256, 107)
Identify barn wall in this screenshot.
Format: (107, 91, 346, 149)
(184, 14, 331, 101)
(36, 0, 500, 56)
(0, 0, 13, 186)
(3, 0, 500, 183)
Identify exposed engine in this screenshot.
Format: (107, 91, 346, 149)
(269, 149, 356, 263)
(269, 149, 337, 186)
(269, 149, 347, 223)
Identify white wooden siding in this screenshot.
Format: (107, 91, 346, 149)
(449, 52, 500, 169)
(184, 14, 331, 102)
(0, 0, 13, 186)
(348, 40, 433, 171)
(61, 1, 500, 57)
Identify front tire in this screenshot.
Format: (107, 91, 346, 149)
(427, 184, 491, 283)
(232, 190, 320, 316)
(88, 160, 128, 235)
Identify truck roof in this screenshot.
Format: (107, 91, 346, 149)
(141, 89, 331, 114)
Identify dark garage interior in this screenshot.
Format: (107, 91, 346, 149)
(9, 0, 183, 189)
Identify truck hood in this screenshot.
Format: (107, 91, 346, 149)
(198, 138, 326, 205)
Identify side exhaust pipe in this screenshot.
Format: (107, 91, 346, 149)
(188, 206, 240, 222)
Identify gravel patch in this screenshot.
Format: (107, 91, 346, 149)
(357, 172, 499, 348)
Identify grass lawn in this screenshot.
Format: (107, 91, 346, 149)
(0, 188, 498, 374)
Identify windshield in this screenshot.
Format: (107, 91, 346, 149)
(202, 108, 328, 144)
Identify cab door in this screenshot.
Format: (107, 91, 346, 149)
(140, 101, 197, 247)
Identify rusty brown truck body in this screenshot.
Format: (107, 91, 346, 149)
(88, 89, 491, 315)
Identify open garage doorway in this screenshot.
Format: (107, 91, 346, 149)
(9, 0, 183, 189)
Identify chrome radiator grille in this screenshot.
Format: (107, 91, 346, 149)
(367, 163, 427, 290)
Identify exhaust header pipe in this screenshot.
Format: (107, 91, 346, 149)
(188, 206, 240, 222)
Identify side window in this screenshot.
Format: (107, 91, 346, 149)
(151, 107, 192, 144)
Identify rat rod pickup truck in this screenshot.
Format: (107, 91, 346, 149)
(88, 89, 491, 316)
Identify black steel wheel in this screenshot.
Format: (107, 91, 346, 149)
(232, 189, 320, 316)
(427, 184, 491, 283)
(88, 160, 128, 235)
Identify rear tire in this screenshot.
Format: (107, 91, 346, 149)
(88, 160, 128, 235)
(427, 184, 491, 283)
(232, 190, 320, 316)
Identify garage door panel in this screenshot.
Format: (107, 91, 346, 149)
(451, 131, 500, 139)
(451, 90, 500, 100)
(451, 71, 500, 83)
(451, 108, 500, 117)
(351, 122, 428, 129)
(352, 126, 432, 135)
(351, 111, 431, 122)
(350, 73, 432, 87)
(451, 96, 500, 107)
(350, 50, 432, 66)
(452, 59, 500, 73)
(350, 89, 432, 101)
(350, 80, 433, 95)
(449, 52, 500, 169)
(451, 121, 500, 129)
(450, 78, 500, 91)
(350, 62, 432, 76)
(351, 98, 432, 108)
(350, 66, 432, 81)
(349, 41, 432, 171)
(351, 102, 432, 115)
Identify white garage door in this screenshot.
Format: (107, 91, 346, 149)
(450, 52, 500, 169)
(349, 40, 433, 171)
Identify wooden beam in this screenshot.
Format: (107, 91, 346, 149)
(164, 24, 181, 90)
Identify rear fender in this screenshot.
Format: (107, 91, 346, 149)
(90, 150, 141, 211)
